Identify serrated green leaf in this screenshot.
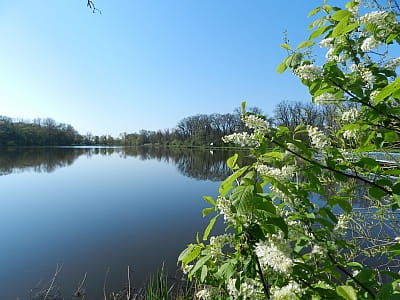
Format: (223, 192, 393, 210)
(219, 166, 249, 196)
(277, 60, 288, 74)
(190, 255, 211, 275)
(296, 40, 314, 50)
(332, 16, 351, 37)
(384, 131, 398, 143)
(231, 185, 255, 214)
(200, 265, 208, 282)
(202, 207, 214, 217)
(309, 25, 331, 40)
(331, 10, 351, 21)
(178, 244, 202, 265)
(374, 77, 400, 103)
(203, 195, 216, 206)
(280, 43, 292, 50)
(203, 215, 218, 241)
(308, 6, 321, 17)
(336, 285, 357, 300)
(369, 186, 387, 199)
(227, 153, 239, 170)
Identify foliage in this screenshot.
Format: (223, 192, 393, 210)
(179, 1, 400, 299)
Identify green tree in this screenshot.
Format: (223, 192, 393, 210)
(179, 1, 400, 299)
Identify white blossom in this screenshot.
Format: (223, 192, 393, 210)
(360, 11, 398, 36)
(361, 36, 380, 52)
(313, 93, 340, 105)
(210, 233, 235, 248)
(385, 57, 400, 70)
(216, 196, 233, 222)
(395, 237, 400, 243)
(370, 90, 380, 101)
(242, 114, 269, 133)
(341, 107, 359, 122)
(227, 278, 263, 299)
(256, 165, 296, 181)
(294, 65, 323, 81)
(350, 64, 375, 88)
(311, 244, 327, 258)
(182, 264, 193, 274)
(307, 125, 330, 148)
(335, 214, 350, 232)
(342, 129, 358, 140)
(222, 132, 259, 147)
(319, 37, 334, 48)
(270, 281, 305, 300)
(255, 233, 293, 274)
(196, 287, 221, 299)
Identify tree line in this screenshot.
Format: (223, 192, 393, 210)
(0, 101, 341, 147)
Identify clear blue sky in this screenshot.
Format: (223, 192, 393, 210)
(0, 0, 320, 136)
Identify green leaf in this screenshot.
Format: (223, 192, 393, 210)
(369, 187, 387, 199)
(309, 25, 332, 40)
(190, 255, 211, 275)
(308, 6, 321, 17)
(203, 215, 218, 241)
(227, 153, 239, 170)
(377, 282, 393, 300)
(331, 10, 351, 21)
(263, 151, 284, 160)
(332, 15, 351, 37)
(280, 43, 292, 50)
(231, 185, 255, 214)
(216, 261, 235, 279)
(200, 265, 208, 283)
(203, 195, 216, 206)
(296, 40, 314, 50)
(384, 131, 398, 143)
(202, 207, 214, 217)
(336, 285, 357, 300)
(178, 244, 202, 265)
(219, 166, 249, 196)
(373, 77, 400, 103)
(277, 60, 288, 74)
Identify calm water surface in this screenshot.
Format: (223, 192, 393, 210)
(0, 147, 236, 299)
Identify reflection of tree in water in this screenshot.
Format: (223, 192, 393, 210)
(123, 147, 252, 181)
(0, 148, 82, 175)
(0, 146, 251, 182)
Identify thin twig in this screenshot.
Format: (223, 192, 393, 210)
(44, 263, 63, 300)
(127, 266, 131, 300)
(104, 267, 110, 300)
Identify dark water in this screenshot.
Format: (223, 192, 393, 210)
(0, 147, 242, 299)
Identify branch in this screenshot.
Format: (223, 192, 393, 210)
(270, 138, 393, 196)
(328, 253, 376, 299)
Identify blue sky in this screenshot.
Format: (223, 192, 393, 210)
(0, 0, 321, 136)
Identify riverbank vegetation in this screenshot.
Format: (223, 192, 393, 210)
(179, 0, 400, 299)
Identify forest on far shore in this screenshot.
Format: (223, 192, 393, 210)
(0, 100, 338, 147)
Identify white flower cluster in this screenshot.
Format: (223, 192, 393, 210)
(210, 233, 235, 248)
(395, 237, 400, 243)
(222, 132, 259, 147)
(341, 107, 359, 122)
(227, 278, 263, 299)
(311, 244, 327, 258)
(385, 57, 400, 70)
(342, 129, 358, 140)
(196, 286, 221, 300)
(325, 48, 344, 63)
(350, 64, 375, 88)
(313, 93, 340, 105)
(255, 233, 293, 274)
(270, 281, 305, 300)
(182, 264, 193, 274)
(256, 164, 296, 182)
(348, 0, 360, 15)
(307, 125, 330, 148)
(319, 37, 334, 48)
(360, 11, 398, 37)
(361, 36, 380, 52)
(294, 65, 323, 81)
(335, 214, 350, 232)
(216, 196, 233, 222)
(370, 90, 380, 101)
(242, 114, 269, 133)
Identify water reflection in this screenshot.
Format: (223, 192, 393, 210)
(0, 146, 250, 181)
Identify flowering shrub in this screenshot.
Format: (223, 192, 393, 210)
(179, 1, 400, 299)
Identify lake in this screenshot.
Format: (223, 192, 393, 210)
(0, 147, 237, 299)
